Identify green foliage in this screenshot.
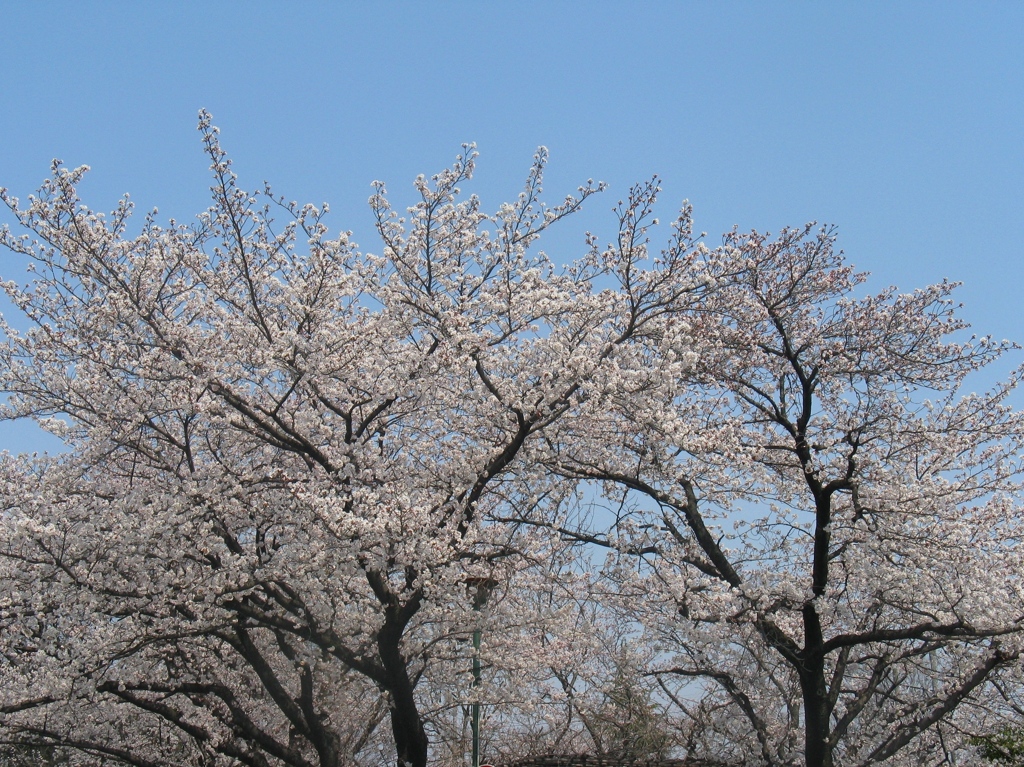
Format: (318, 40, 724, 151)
(971, 727, 1024, 764)
(591, 657, 671, 761)
(0, 743, 67, 767)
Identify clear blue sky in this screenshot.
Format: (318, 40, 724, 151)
(1, 2, 1022, 453)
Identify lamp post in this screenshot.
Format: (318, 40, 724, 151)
(466, 576, 497, 767)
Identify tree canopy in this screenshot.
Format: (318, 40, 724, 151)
(2, 113, 1023, 767)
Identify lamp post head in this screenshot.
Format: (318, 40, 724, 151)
(465, 576, 499, 610)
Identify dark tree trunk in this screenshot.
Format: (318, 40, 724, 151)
(800, 601, 833, 767)
(387, 679, 429, 767)
(799, 665, 833, 767)
(376, 597, 429, 767)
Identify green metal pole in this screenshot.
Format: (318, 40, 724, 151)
(468, 577, 494, 767)
(472, 628, 482, 767)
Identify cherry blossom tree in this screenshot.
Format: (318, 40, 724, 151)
(3, 113, 1024, 767)
(534, 185, 1024, 766)
(0, 113, 701, 767)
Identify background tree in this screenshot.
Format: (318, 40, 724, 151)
(539, 185, 1024, 766)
